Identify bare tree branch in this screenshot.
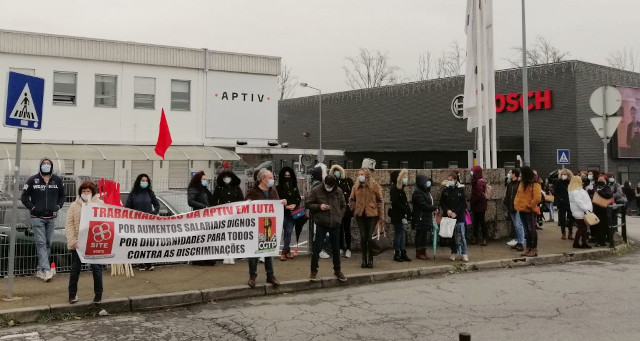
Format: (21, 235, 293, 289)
(505, 36, 570, 67)
(416, 51, 432, 81)
(607, 48, 640, 72)
(343, 48, 401, 89)
(277, 62, 296, 100)
(432, 41, 465, 78)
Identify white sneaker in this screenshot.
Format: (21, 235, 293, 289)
(44, 269, 54, 282)
(259, 257, 265, 263)
(340, 249, 345, 257)
(227, 258, 235, 265)
(345, 250, 352, 258)
(35, 270, 45, 280)
(462, 254, 469, 262)
(222, 259, 229, 265)
(319, 250, 330, 259)
(449, 254, 457, 261)
(506, 239, 517, 246)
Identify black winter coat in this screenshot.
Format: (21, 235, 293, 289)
(125, 189, 160, 214)
(554, 179, 570, 209)
(188, 186, 214, 210)
(503, 180, 520, 212)
(212, 171, 244, 205)
(390, 186, 412, 224)
(440, 185, 466, 223)
(412, 188, 436, 230)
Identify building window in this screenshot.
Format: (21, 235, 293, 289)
(504, 162, 516, 169)
(171, 80, 190, 111)
(423, 161, 433, 169)
(346, 160, 354, 169)
(95, 74, 117, 107)
(134, 77, 155, 109)
(448, 161, 459, 169)
(380, 161, 389, 169)
(400, 161, 409, 168)
(53, 71, 77, 105)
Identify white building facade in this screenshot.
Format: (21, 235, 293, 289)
(0, 30, 281, 190)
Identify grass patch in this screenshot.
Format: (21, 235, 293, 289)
(0, 316, 10, 328)
(36, 313, 54, 324)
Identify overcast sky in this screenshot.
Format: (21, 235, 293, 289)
(1, 0, 638, 96)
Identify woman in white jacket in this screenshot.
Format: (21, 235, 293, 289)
(568, 175, 593, 249)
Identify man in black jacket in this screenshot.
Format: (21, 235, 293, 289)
(21, 157, 65, 282)
(306, 175, 347, 282)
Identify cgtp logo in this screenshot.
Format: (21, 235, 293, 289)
(85, 221, 115, 257)
(257, 217, 277, 253)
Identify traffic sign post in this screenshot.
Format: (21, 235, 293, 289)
(589, 86, 622, 174)
(557, 149, 570, 166)
(4, 72, 45, 299)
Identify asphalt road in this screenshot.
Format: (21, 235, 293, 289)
(1, 221, 639, 341)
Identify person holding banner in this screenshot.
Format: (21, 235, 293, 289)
(213, 169, 244, 265)
(349, 168, 384, 269)
(276, 166, 302, 261)
(306, 175, 347, 282)
(245, 168, 284, 288)
(188, 171, 217, 266)
(126, 174, 160, 271)
(65, 181, 104, 304)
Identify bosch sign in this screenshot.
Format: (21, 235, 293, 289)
(495, 89, 552, 113)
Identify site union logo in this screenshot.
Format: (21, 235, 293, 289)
(214, 92, 270, 102)
(256, 217, 277, 253)
(85, 221, 115, 258)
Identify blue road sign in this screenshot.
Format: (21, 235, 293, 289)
(557, 149, 570, 165)
(4, 72, 44, 130)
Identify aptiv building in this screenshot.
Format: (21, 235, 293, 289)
(278, 60, 640, 182)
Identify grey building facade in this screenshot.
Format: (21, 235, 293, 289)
(278, 61, 640, 181)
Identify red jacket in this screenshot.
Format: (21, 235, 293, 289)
(470, 165, 488, 212)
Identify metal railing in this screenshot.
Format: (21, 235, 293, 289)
(607, 204, 628, 248)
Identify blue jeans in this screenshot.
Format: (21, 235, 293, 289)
(393, 221, 405, 251)
(510, 212, 525, 245)
(449, 222, 468, 255)
(281, 214, 294, 253)
(32, 217, 55, 271)
(546, 203, 554, 220)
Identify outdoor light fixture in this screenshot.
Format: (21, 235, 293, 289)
(236, 140, 248, 146)
(267, 141, 279, 147)
(281, 142, 289, 148)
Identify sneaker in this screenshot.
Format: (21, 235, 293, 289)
(340, 249, 345, 257)
(223, 259, 230, 264)
(69, 295, 78, 304)
(35, 270, 45, 280)
(335, 272, 347, 282)
(227, 258, 235, 264)
(319, 250, 330, 259)
(449, 254, 457, 261)
(345, 250, 352, 258)
(462, 254, 469, 262)
(44, 269, 54, 282)
(146, 265, 155, 271)
(506, 239, 517, 247)
(259, 257, 265, 263)
(93, 294, 102, 304)
(309, 272, 319, 282)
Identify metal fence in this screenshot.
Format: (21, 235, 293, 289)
(0, 175, 311, 278)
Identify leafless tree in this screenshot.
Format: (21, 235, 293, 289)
(416, 51, 432, 81)
(415, 42, 465, 81)
(506, 36, 570, 67)
(607, 48, 640, 72)
(277, 62, 296, 100)
(343, 48, 401, 89)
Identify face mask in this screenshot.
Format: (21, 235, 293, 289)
(334, 171, 341, 178)
(140, 181, 148, 189)
(40, 164, 52, 174)
(81, 194, 92, 202)
(267, 179, 275, 188)
(402, 178, 408, 185)
(425, 181, 431, 188)
(201, 180, 208, 187)
(507, 177, 512, 184)
(325, 186, 334, 192)
(561, 175, 568, 181)
(609, 178, 615, 183)
(506, 173, 511, 179)
(447, 181, 455, 187)
(223, 177, 231, 184)
(588, 175, 593, 181)
(359, 176, 366, 183)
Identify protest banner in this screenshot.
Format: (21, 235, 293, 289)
(76, 200, 283, 264)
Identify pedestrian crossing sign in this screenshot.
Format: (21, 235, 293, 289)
(4, 72, 44, 130)
(557, 149, 570, 165)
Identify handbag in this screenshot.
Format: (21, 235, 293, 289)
(544, 195, 555, 203)
(464, 210, 472, 225)
(370, 224, 391, 256)
(438, 217, 457, 238)
(291, 206, 307, 220)
(584, 211, 600, 226)
(592, 192, 612, 208)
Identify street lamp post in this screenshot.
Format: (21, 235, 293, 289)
(300, 82, 323, 163)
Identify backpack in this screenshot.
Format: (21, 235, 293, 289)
(482, 180, 492, 200)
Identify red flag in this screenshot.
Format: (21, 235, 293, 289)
(154, 108, 173, 159)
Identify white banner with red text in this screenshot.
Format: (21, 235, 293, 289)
(76, 201, 283, 264)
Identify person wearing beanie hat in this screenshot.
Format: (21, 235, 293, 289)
(21, 157, 66, 282)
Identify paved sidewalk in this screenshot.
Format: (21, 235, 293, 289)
(0, 220, 632, 312)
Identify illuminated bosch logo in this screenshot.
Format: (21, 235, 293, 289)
(92, 223, 113, 243)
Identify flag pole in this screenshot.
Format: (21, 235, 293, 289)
(521, 0, 530, 165)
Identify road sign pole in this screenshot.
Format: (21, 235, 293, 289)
(7, 128, 22, 299)
(602, 86, 608, 174)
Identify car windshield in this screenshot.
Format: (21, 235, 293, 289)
(156, 192, 190, 214)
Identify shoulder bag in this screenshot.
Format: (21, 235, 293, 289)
(438, 217, 457, 238)
(584, 211, 600, 226)
(592, 192, 612, 208)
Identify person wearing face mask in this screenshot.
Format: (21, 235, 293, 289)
(470, 166, 489, 246)
(412, 174, 436, 260)
(389, 169, 412, 262)
(244, 168, 286, 288)
(585, 170, 599, 196)
(21, 157, 66, 282)
(276, 167, 302, 261)
(606, 173, 627, 205)
(514, 166, 542, 257)
(65, 181, 104, 304)
(213, 168, 244, 265)
(504, 169, 525, 251)
(126, 173, 161, 271)
(305, 175, 347, 282)
(330, 164, 354, 258)
(568, 175, 593, 249)
(187, 171, 216, 266)
(349, 168, 384, 268)
(622, 180, 636, 215)
(543, 177, 555, 222)
(440, 172, 469, 262)
(592, 175, 614, 246)
(553, 168, 574, 240)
